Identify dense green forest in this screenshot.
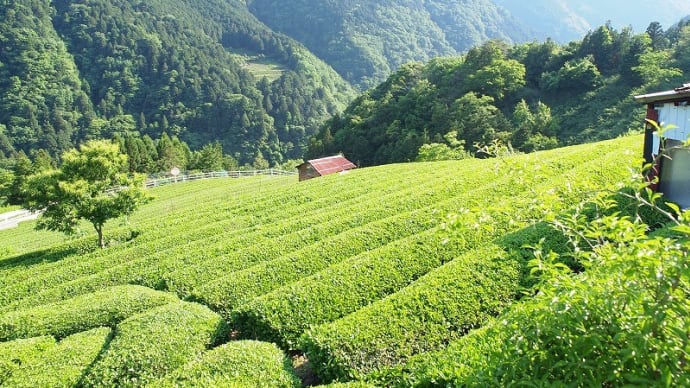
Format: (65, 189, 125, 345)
(247, 0, 532, 89)
(308, 21, 690, 166)
(0, 0, 355, 168)
(2, 0, 690, 190)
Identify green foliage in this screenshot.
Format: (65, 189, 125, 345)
(82, 301, 229, 387)
(149, 340, 300, 387)
(0, 335, 56, 384)
(415, 141, 467, 162)
(0, 1, 93, 157)
(1, 327, 111, 387)
(0, 285, 178, 340)
(0, 0, 355, 166)
(231, 136, 636, 351)
(247, 0, 530, 89)
(188, 142, 225, 172)
(22, 140, 151, 247)
(0, 135, 649, 384)
(309, 21, 690, 166)
(372, 184, 690, 387)
(301, 245, 520, 382)
(540, 56, 602, 91)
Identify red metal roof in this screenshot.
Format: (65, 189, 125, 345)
(305, 155, 356, 176)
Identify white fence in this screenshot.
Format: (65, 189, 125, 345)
(145, 169, 296, 188)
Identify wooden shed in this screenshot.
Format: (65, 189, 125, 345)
(297, 155, 356, 182)
(635, 83, 690, 207)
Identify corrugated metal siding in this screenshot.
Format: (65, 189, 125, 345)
(652, 103, 690, 155)
(659, 103, 690, 140)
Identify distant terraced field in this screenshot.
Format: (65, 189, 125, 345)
(0, 135, 641, 386)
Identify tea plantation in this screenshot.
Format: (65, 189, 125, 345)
(3, 134, 686, 386)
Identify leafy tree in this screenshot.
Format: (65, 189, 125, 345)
(189, 142, 224, 172)
(632, 50, 683, 88)
(7, 151, 33, 204)
(511, 100, 558, 152)
(416, 131, 468, 161)
(466, 58, 526, 100)
(646, 21, 668, 51)
(450, 92, 510, 149)
(673, 25, 690, 73)
(540, 56, 602, 92)
(22, 140, 151, 248)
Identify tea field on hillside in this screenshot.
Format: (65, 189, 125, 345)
(0, 135, 652, 386)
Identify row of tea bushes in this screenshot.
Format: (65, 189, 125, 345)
(301, 245, 520, 381)
(188, 144, 581, 314)
(298, 138, 641, 382)
(0, 285, 177, 340)
(149, 340, 300, 387)
(0, 161, 436, 311)
(0, 335, 56, 384)
(229, 140, 607, 350)
(82, 301, 228, 387)
(1, 327, 111, 387)
(161, 168, 466, 297)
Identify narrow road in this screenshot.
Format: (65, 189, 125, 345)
(0, 210, 40, 231)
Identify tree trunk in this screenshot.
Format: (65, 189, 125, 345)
(95, 224, 104, 249)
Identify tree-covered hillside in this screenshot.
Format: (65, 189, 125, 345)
(247, 0, 533, 89)
(0, 0, 355, 166)
(308, 21, 690, 166)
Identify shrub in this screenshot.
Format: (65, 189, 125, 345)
(149, 340, 299, 387)
(373, 188, 690, 386)
(0, 335, 55, 384)
(301, 245, 520, 382)
(82, 301, 229, 387)
(0, 285, 178, 340)
(231, 139, 635, 351)
(2, 327, 111, 387)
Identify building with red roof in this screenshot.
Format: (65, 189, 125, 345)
(297, 155, 357, 181)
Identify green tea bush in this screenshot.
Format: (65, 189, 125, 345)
(82, 301, 229, 387)
(194, 209, 437, 316)
(2, 327, 111, 387)
(231, 140, 635, 351)
(0, 336, 55, 384)
(0, 285, 177, 340)
(149, 340, 300, 387)
(231, 229, 466, 349)
(372, 187, 690, 387)
(301, 245, 520, 382)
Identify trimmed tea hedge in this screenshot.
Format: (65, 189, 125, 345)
(194, 212, 435, 316)
(0, 285, 177, 340)
(231, 229, 485, 349)
(301, 245, 520, 381)
(149, 340, 300, 387)
(2, 327, 111, 387)
(82, 301, 229, 387)
(0, 335, 55, 384)
(231, 139, 635, 351)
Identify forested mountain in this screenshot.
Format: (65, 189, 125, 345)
(495, 0, 690, 43)
(307, 21, 690, 166)
(247, 0, 533, 89)
(0, 0, 355, 166)
(2, 0, 690, 177)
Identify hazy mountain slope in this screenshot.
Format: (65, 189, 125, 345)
(0, 0, 355, 164)
(495, 0, 690, 42)
(247, 0, 533, 88)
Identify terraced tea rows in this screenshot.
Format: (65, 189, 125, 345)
(0, 135, 641, 386)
